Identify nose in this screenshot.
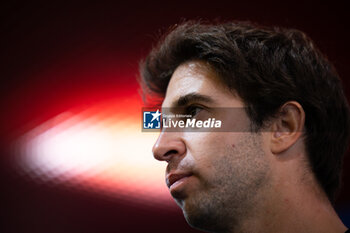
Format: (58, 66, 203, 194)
(152, 132, 186, 162)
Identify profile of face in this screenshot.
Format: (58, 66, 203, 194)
(152, 61, 273, 232)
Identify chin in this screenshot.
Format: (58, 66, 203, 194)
(183, 211, 223, 233)
(183, 210, 207, 231)
(181, 198, 225, 233)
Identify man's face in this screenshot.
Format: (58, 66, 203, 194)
(152, 61, 272, 231)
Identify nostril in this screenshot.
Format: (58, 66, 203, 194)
(164, 149, 178, 157)
(152, 136, 186, 162)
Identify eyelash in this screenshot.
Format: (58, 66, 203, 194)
(185, 105, 204, 118)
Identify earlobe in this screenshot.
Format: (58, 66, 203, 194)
(270, 101, 305, 154)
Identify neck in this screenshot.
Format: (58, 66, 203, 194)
(227, 164, 347, 233)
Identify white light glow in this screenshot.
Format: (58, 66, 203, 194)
(17, 101, 176, 208)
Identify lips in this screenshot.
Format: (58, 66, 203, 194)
(166, 172, 192, 188)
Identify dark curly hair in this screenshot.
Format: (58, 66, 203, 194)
(139, 20, 350, 202)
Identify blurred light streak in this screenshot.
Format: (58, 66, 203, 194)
(16, 96, 175, 208)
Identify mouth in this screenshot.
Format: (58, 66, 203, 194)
(166, 172, 193, 189)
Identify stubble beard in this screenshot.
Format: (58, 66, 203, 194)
(177, 133, 271, 233)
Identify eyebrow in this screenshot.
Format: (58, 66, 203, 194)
(171, 92, 216, 108)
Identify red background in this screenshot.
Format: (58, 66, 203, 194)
(1, 1, 349, 232)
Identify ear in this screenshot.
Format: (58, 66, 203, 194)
(270, 101, 305, 154)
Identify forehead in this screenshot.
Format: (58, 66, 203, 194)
(162, 60, 243, 108)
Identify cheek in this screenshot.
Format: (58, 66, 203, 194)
(184, 132, 225, 153)
(184, 132, 239, 169)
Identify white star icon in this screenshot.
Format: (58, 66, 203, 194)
(150, 110, 161, 122)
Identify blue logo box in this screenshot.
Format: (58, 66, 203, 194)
(143, 110, 161, 129)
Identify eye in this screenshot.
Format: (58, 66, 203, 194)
(186, 105, 203, 118)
